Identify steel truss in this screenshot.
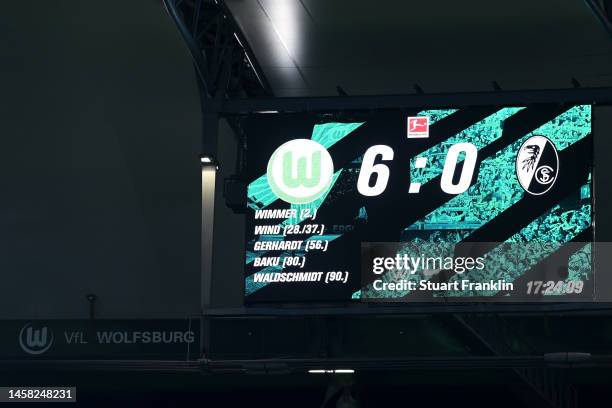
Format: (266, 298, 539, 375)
(162, 0, 272, 159)
(162, 0, 271, 100)
(205, 87, 612, 115)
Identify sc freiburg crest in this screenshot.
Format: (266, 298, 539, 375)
(516, 135, 559, 196)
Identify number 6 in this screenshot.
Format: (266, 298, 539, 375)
(357, 145, 394, 196)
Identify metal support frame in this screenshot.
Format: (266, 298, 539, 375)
(162, 0, 271, 100)
(203, 303, 612, 317)
(163, 0, 272, 164)
(202, 355, 610, 373)
(163, 0, 272, 359)
(205, 87, 612, 115)
(0, 353, 609, 373)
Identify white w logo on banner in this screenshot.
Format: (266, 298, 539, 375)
(19, 323, 54, 355)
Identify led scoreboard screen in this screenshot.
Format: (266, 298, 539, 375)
(243, 105, 593, 303)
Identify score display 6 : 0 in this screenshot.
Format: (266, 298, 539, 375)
(356, 143, 478, 196)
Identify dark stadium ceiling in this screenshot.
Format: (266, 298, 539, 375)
(224, 0, 612, 96)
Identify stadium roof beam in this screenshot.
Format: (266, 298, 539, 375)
(202, 87, 612, 115)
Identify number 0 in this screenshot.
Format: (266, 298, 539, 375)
(440, 143, 478, 194)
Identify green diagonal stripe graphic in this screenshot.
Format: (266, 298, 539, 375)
(411, 107, 524, 186)
(358, 105, 591, 299)
(444, 202, 591, 297)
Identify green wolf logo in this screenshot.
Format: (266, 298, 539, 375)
(282, 150, 321, 188)
(267, 139, 334, 204)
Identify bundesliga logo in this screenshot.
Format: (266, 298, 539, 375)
(516, 135, 559, 195)
(407, 116, 429, 138)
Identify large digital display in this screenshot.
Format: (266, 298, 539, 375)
(243, 105, 593, 303)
